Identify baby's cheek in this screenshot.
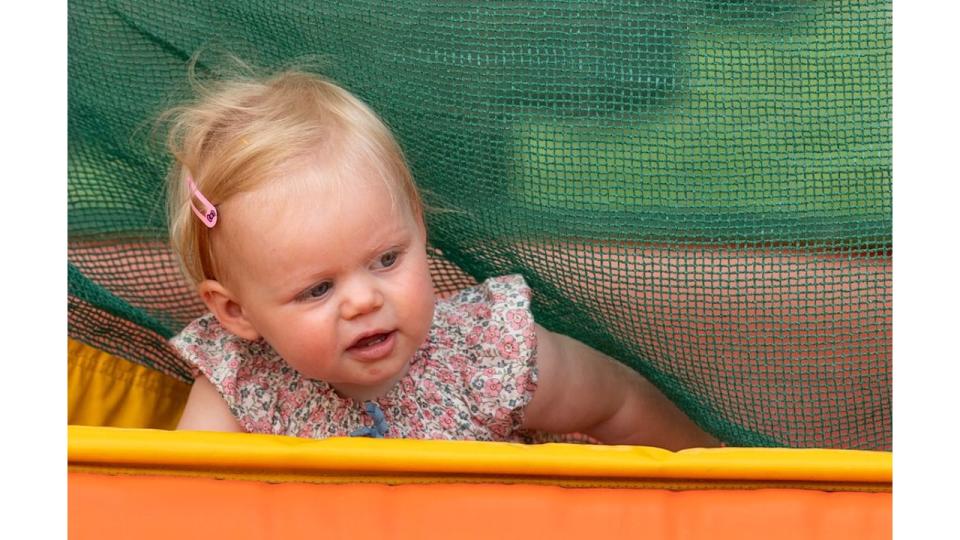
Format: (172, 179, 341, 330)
(284, 334, 338, 377)
(406, 265, 435, 319)
(418, 291, 436, 331)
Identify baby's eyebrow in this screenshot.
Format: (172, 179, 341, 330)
(282, 267, 333, 296)
(367, 230, 411, 253)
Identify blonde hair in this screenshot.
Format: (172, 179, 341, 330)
(162, 63, 422, 286)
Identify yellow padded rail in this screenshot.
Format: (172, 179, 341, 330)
(68, 425, 891, 490)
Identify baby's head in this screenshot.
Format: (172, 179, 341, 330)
(165, 68, 435, 399)
(166, 68, 423, 285)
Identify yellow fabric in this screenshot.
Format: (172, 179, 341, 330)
(68, 339, 190, 429)
(69, 425, 891, 491)
(66, 341, 891, 491)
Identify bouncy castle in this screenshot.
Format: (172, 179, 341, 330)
(68, 1, 891, 537)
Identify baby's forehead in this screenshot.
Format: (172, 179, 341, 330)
(212, 168, 419, 287)
(242, 163, 407, 215)
(224, 120, 418, 218)
(220, 164, 413, 238)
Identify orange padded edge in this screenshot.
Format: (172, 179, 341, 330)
(69, 472, 890, 540)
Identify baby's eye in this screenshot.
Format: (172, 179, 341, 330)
(303, 281, 332, 300)
(377, 250, 399, 269)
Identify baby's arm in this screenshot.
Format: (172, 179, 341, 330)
(522, 325, 720, 450)
(176, 375, 244, 432)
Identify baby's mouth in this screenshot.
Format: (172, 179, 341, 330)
(348, 331, 394, 350)
(345, 330, 398, 362)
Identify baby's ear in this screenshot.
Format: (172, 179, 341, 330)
(196, 280, 261, 341)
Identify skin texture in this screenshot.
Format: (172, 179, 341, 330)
(524, 327, 719, 449)
(177, 155, 719, 450)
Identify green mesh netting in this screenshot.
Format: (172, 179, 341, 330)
(68, 0, 891, 449)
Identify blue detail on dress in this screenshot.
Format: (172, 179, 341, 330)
(350, 401, 389, 438)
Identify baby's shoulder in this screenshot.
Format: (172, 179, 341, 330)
(430, 274, 535, 347)
(171, 313, 226, 346)
(437, 274, 532, 319)
(169, 313, 277, 376)
(416, 275, 540, 440)
(428, 274, 537, 367)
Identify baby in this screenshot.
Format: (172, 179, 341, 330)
(165, 67, 719, 450)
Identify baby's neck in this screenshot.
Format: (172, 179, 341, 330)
(330, 363, 410, 402)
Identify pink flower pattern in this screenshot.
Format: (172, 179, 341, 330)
(170, 275, 554, 443)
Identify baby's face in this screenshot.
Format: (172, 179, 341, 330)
(214, 163, 435, 400)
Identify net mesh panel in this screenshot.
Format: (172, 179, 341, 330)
(68, 0, 891, 449)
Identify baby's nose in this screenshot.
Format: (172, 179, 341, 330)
(340, 276, 385, 319)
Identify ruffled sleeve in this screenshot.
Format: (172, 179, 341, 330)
(168, 314, 287, 433)
(434, 274, 540, 440)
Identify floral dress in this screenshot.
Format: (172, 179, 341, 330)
(170, 274, 547, 442)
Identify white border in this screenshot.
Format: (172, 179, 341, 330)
(2, 3, 67, 539)
(894, 1, 960, 537)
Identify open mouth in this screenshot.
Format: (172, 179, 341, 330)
(346, 330, 399, 362)
(349, 332, 392, 350)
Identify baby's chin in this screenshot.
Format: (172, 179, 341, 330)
(330, 358, 413, 401)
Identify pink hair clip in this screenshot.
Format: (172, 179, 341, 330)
(187, 175, 218, 228)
